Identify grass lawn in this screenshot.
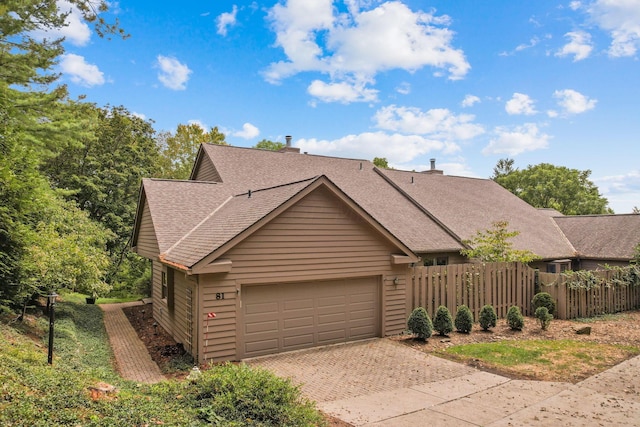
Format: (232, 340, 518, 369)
(0, 300, 325, 427)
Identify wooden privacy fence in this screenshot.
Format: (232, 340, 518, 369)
(539, 270, 640, 320)
(409, 262, 536, 321)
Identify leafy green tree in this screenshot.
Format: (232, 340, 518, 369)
(43, 105, 159, 286)
(460, 220, 540, 263)
(254, 139, 285, 151)
(0, 1, 122, 307)
(157, 123, 227, 179)
(373, 157, 389, 168)
(492, 160, 612, 215)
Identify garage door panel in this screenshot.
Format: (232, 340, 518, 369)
(241, 277, 379, 358)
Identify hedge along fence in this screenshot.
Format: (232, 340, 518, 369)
(409, 262, 536, 321)
(540, 265, 640, 320)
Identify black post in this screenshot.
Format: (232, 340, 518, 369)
(47, 294, 56, 365)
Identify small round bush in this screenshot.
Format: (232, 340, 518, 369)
(433, 305, 454, 336)
(455, 305, 474, 334)
(535, 306, 553, 330)
(479, 304, 497, 331)
(532, 292, 556, 316)
(407, 307, 433, 340)
(506, 306, 524, 331)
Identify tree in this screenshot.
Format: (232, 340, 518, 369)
(373, 157, 389, 168)
(460, 220, 540, 263)
(157, 123, 227, 180)
(492, 160, 612, 215)
(43, 105, 159, 286)
(0, 1, 122, 308)
(254, 139, 285, 151)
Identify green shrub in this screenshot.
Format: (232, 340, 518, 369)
(455, 305, 474, 333)
(532, 292, 556, 316)
(188, 363, 323, 426)
(479, 304, 497, 331)
(433, 305, 454, 336)
(407, 307, 433, 340)
(535, 306, 553, 330)
(506, 306, 524, 331)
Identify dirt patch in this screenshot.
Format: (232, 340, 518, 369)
(396, 310, 640, 382)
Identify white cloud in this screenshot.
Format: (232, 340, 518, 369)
(373, 105, 484, 141)
(553, 89, 597, 114)
(588, 0, 640, 57)
(265, 1, 469, 102)
(31, 1, 92, 46)
(217, 5, 238, 36)
(188, 120, 209, 131)
(483, 123, 551, 156)
(307, 80, 378, 103)
(232, 122, 260, 139)
(60, 54, 105, 87)
(515, 36, 541, 52)
(297, 131, 455, 164)
(570, 1, 583, 11)
(556, 31, 593, 61)
(156, 55, 192, 90)
(396, 82, 411, 95)
(132, 112, 147, 120)
(461, 94, 480, 107)
(505, 93, 537, 115)
(594, 170, 640, 213)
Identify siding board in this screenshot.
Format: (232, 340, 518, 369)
(136, 203, 159, 258)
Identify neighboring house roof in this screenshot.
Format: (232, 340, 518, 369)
(377, 168, 576, 260)
(196, 144, 462, 253)
(553, 214, 640, 260)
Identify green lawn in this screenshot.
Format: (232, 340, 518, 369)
(0, 301, 325, 426)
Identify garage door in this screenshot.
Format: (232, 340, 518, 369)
(240, 277, 380, 358)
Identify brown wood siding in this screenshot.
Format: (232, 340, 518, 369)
(152, 262, 173, 336)
(197, 187, 409, 362)
(135, 202, 159, 258)
(170, 272, 196, 348)
(193, 155, 222, 182)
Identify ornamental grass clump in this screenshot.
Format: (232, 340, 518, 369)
(535, 306, 553, 330)
(479, 304, 497, 331)
(433, 305, 454, 336)
(407, 307, 433, 340)
(506, 306, 524, 331)
(532, 292, 556, 316)
(455, 305, 474, 333)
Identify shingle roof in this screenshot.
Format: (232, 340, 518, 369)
(199, 144, 462, 253)
(141, 178, 232, 253)
(553, 214, 640, 260)
(163, 177, 319, 267)
(377, 168, 577, 259)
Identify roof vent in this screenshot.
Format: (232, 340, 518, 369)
(421, 158, 443, 175)
(278, 135, 300, 154)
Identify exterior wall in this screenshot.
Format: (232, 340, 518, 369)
(579, 259, 629, 270)
(134, 202, 159, 258)
(192, 155, 221, 182)
(418, 251, 466, 266)
(196, 186, 410, 362)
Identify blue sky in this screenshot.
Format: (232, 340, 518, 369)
(50, 0, 640, 213)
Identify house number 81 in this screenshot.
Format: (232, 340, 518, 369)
(216, 293, 225, 300)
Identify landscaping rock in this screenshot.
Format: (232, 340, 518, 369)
(576, 326, 592, 335)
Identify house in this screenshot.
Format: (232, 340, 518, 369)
(131, 142, 640, 362)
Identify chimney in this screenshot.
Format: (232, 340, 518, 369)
(279, 134, 300, 153)
(422, 158, 443, 174)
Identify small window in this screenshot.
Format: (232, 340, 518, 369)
(436, 257, 448, 266)
(161, 271, 167, 299)
(546, 264, 557, 273)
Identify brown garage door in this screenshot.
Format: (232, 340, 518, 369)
(240, 277, 380, 358)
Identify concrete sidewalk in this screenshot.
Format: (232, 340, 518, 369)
(247, 339, 640, 426)
(100, 301, 165, 384)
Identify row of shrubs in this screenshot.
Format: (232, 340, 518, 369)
(406, 292, 556, 340)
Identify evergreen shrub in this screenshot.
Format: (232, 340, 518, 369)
(532, 292, 556, 316)
(407, 307, 433, 340)
(506, 306, 524, 331)
(433, 305, 454, 336)
(455, 305, 474, 333)
(479, 304, 497, 331)
(535, 306, 553, 330)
